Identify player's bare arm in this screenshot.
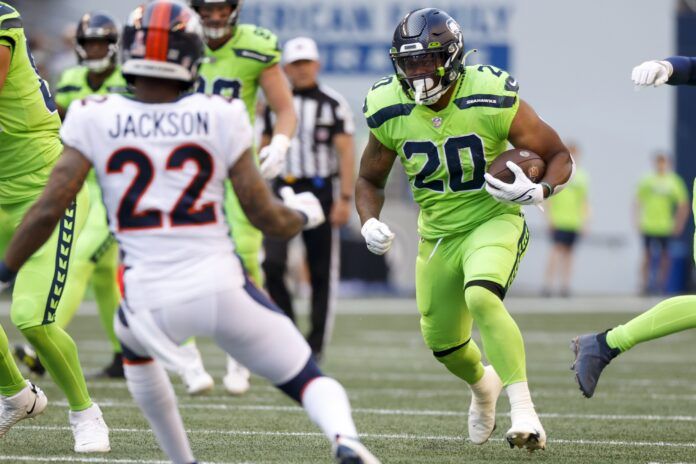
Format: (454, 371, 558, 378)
(229, 148, 305, 239)
(260, 64, 297, 138)
(355, 132, 397, 224)
(4, 146, 91, 271)
(331, 132, 355, 226)
(508, 99, 573, 195)
(0, 44, 10, 91)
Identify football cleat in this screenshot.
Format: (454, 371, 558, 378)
(505, 412, 546, 452)
(223, 356, 250, 396)
(181, 365, 214, 396)
(570, 332, 620, 398)
(88, 353, 125, 379)
(13, 344, 45, 376)
(468, 365, 503, 444)
(333, 436, 381, 464)
(69, 403, 110, 453)
(0, 381, 47, 438)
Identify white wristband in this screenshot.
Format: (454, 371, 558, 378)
(270, 134, 291, 154)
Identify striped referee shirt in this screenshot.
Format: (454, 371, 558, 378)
(263, 84, 354, 179)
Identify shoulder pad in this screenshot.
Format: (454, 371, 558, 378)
(364, 75, 415, 129)
(0, 3, 21, 32)
(234, 24, 280, 59)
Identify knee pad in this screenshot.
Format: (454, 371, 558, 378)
(464, 281, 504, 315)
(433, 338, 472, 360)
(277, 357, 323, 403)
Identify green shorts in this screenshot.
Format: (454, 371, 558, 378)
(73, 176, 117, 269)
(4, 186, 89, 330)
(416, 213, 528, 352)
(224, 179, 263, 285)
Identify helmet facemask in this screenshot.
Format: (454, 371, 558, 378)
(195, 0, 243, 40)
(392, 40, 463, 106)
(76, 40, 118, 73)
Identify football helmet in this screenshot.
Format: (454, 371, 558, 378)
(121, 0, 204, 85)
(75, 12, 119, 73)
(189, 0, 244, 40)
(391, 8, 465, 105)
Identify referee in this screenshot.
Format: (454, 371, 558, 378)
(261, 37, 355, 361)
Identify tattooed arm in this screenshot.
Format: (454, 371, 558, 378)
(229, 149, 305, 239)
(355, 132, 397, 225)
(4, 146, 91, 271)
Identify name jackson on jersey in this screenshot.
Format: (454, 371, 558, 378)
(107, 110, 210, 139)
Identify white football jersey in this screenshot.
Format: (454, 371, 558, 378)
(61, 93, 253, 308)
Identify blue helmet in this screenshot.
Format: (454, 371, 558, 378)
(390, 8, 465, 105)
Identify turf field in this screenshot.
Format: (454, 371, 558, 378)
(2, 297, 696, 464)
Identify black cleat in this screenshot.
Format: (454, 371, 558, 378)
(88, 353, 124, 379)
(13, 344, 45, 376)
(570, 331, 620, 398)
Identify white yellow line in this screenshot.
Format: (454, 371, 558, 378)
(13, 425, 696, 449)
(52, 399, 696, 422)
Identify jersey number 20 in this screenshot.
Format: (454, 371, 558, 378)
(106, 145, 216, 231)
(403, 134, 486, 192)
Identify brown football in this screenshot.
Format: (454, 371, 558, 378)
(488, 148, 546, 183)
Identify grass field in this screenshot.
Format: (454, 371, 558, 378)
(2, 297, 696, 463)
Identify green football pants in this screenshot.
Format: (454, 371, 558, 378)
(416, 213, 530, 386)
(2, 187, 93, 410)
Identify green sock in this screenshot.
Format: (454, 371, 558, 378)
(606, 295, 696, 353)
(22, 324, 92, 411)
(92, 260, 122, 354)
(434, 338, 485, 384)
(465, 285, 527, 386)
(0, 323, 26, 396)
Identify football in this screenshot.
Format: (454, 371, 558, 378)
(488, 148, 546, 183)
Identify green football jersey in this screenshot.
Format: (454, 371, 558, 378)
(548, 168, 589, 232)
(364, 66, 521, 239)
(197, 24, 280, 124)
(637, 172, 688, 236)
(54, 65, 128, 190)
(0, 2, 62, 183)
(54, 65, 128, 111)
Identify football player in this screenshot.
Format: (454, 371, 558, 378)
(188, 0, 297, 396)
(0, 2, 109, 451)
(356, 8, 574, 451)
(572, 55, 696, 398)
(0, 2, 379, 463)
(14, 11, 127, 380)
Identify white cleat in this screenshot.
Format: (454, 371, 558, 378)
(468, 365, 503, 444)
(333, 436, 381, 464)
(181, 365, 214, 396)
(223, 356, 250, 396)
(69, 403, 110, 453)
(0, 381, 47, 438)
(505, 411, 546, 451)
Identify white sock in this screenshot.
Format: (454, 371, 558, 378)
(125, 362, 195, 464)
(302, 376, 358, 441)
(505, 381, 536, 419)
(180, 342, 205, 370)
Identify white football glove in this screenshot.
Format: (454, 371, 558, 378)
(484, 161, 545, 206)
(361, 218, 395, 255)
(279, 187, 325, 230)
(631, 60, 672, 87)
(259, 134, 290, 179)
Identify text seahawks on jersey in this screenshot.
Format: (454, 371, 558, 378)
(107, 111, 210, 138)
